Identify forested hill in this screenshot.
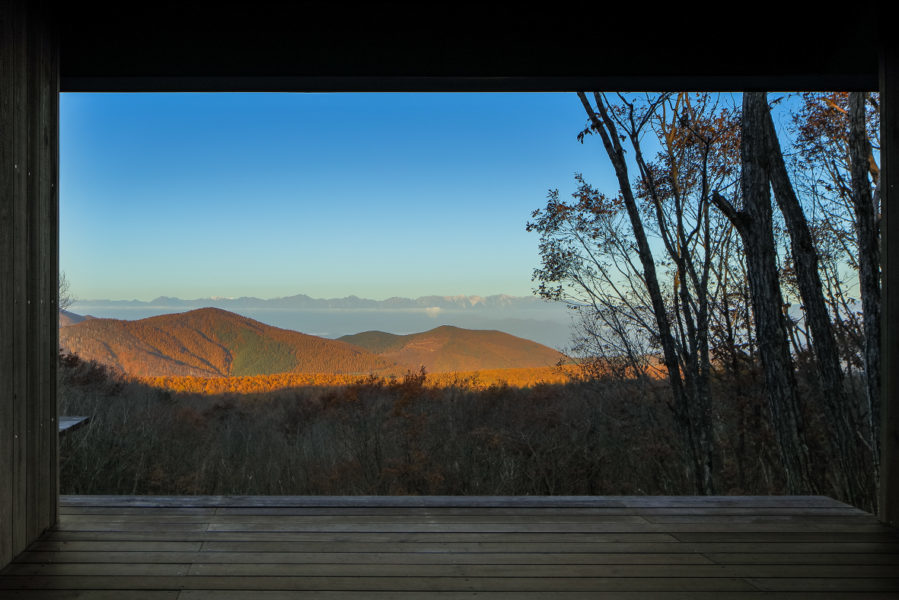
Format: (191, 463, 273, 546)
(59, 309, 91, 327)
(59, 307, 397, 377)
(338, 325, 567, 373)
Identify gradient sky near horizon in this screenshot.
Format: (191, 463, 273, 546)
(60, 93, 618, 301)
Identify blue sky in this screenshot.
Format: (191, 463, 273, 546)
(60, 93, 619, 301)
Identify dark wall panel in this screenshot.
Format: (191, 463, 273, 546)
(881, 43, 899, 527)
(0, 0, 59, 569)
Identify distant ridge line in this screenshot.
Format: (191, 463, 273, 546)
(72, 292, 544, 311)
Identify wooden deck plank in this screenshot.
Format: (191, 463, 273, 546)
(10, 592, 867, 600)
(0, 593, 179, 600)
(174, 592, 899, 600)
(37, 529, 899, 546)
(201, 514, 871, 524)
(2, 563, 191, 576)
(16, 549, 899, 567)
(49, 520, 898, 536)
(58, 495, 852, 508)
(58, 515, 664, 526)
(0, 496, 896, 596)
(13, 550, 717, 565)
(59, 507, 217, 516)
(59, 514, 663, 523)
(2, 593, 887, 600)
(43, 531, 683, 543)
(27, 541, 203, 552)
(704, 552, 899, 564)
(198, 522, 891, 534)
(28, 533, 899, 554)
(672, 531, 899, 542)
(51, 523, 211, 533)
(0, 592, 885, 600)
(0, 575, 760, 592)
(197, 540, 899, 554)
(747, 577, 899, 592)
(175, 563, 897, 578)
(200, 506, 869, 517)
(8, 558, 899, 579)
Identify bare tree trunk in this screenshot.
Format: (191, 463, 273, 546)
(577, 92, 713, 494)
(712, 92, 814, 494)
(762, 100, 861, 503)
(848, 92, 881, 479)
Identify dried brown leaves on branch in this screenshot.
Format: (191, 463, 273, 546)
(529, 92, 880, 510)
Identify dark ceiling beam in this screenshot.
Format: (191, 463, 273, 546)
(60, 74, 879, 93)
(57, 3, 880, 92)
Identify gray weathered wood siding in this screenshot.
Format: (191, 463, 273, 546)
(0, 0, 59, 570)
(881, 40, 899, 528)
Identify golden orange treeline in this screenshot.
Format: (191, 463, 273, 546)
(136, 365, 584, 395)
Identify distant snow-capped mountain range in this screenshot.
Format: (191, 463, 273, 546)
(74, 293, 546, 311)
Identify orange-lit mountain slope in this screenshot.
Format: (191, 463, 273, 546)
(59, 307, 397, 377)
(338, 325, 567, 373)
(59, 309, 92, 327)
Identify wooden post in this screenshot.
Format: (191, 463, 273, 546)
(881, 40, 899, 526)
(0, 0, 59, 569)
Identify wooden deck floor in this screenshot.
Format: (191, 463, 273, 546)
(0, 495, 897, 599)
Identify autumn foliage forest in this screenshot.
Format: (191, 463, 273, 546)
(59, 350, 757, 497)
(60, 92, 883, 511)
(138, 365, 580, 396)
